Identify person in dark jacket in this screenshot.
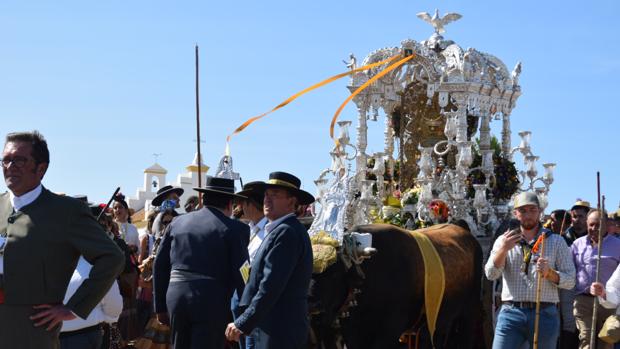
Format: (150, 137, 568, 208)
(153, 176, 249, 348)
(226, 171, 315, 349)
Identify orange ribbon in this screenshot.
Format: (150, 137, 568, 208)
(329, 54, 415, 145)
(226, 55, 402, 144)
(532, 232, 546, 254)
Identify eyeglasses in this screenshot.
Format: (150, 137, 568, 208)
(0, 156, 30, 168)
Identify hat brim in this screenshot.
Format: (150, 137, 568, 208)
(152, 187, 185, 206)
(193, 187, 247, 199)
(248, 182, 315, 205)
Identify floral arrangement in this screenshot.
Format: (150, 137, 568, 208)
(467, 137, 519, 202)
(429, 199, 449, 222)
(400, 186, 421, 207)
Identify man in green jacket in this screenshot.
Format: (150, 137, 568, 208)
(0, 131, 125, 349)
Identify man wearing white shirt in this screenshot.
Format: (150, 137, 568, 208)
(237, 182, 268, 263)
(233, 182, 267, 349)
(60, 256, 123, 349)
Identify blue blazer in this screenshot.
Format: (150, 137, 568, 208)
(153, 207, 249, 318)
(234, 215, 313, 349)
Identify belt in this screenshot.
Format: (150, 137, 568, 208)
(502, 301, 556, 309)
(59, 323, 102, 339)
(170, 269, 215, 282)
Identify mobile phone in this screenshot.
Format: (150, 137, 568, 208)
(507, 219, 520, 231)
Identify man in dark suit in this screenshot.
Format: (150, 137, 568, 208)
(226, 171, 315, 349)
(153, 176, 249, 348)
(0, 131, 125, 349)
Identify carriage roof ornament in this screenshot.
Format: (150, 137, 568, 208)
(416, 9, 462, 50)
(416, 9, 462, 35)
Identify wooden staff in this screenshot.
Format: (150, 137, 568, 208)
(590, 171, 604, 349)
(195, 44, 203, 206)
(97, 187, 121, 221)
(533, 230, 546, 349)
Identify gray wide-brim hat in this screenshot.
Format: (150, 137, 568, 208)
(513, 192, 540, 209)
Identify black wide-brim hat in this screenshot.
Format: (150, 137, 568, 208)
(152, 185, 185, 206)
(250, 171, 315, 205)
(236, 181, 265, 207)
(194, 176, 247, 199)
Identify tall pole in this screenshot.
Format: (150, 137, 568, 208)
(589, 172, 603, 349)
(195, 44, 203, 194)
(533, 232, 546, 349)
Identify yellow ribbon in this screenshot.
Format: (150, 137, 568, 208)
(226, 55, 402, 144)
(266, 178, 298, 189)
(409, 228, 445, 347)
(329, 53, 415, 145)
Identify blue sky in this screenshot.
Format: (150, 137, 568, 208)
(1, 0, 619, 214)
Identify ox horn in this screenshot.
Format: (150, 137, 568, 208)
(361, 247, 377, 257)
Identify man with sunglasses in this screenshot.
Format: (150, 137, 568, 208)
(0, 131, 125, 349)
(485, 192, 576, 349)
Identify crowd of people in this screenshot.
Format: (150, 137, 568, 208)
(487, 193, 620, 349)
(1, 130, 619, 349)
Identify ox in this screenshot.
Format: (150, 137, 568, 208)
(309, 223, 484, 349)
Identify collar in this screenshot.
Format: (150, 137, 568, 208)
(588, 233, 610, 246)
(249, 216, 268, 233)
(265, 213, 296, 234)
(9, 184, 43, 210)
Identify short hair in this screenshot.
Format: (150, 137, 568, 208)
(5, 130, 50, 164)
(203, 193, 233, 210)
(161, 208, 179, 219)
(185, 195, 199, 204)
(551, 209, 571, 223)
(587, 208, 608, 219)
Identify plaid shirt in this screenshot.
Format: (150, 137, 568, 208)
(485, 229, 576, 303)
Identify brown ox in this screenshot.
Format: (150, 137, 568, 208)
(309, 222, 483, 349)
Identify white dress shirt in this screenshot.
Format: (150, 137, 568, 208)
(0, 184, 43, 274)
(9, 184, 42, 210)
(61, 256, 123, 331)
(598, 263, 620, 315)
(247, 217, 268, 263)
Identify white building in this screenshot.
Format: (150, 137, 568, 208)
(128, 153, 209, 214)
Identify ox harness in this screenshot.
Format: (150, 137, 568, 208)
(406, 230, 446, 348)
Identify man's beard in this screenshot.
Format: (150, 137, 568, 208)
(521, 220, 539, 230)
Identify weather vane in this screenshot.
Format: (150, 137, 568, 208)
(152, 153, 162, 163)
